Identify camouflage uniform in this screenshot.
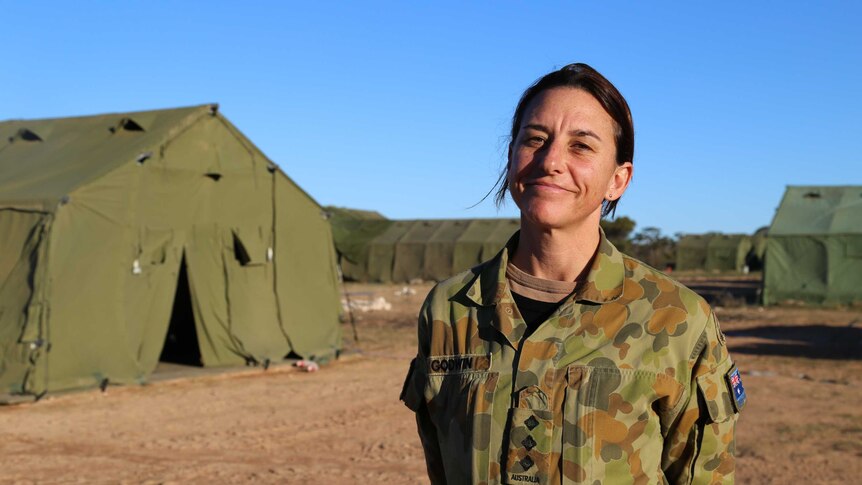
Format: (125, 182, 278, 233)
(401, 232, 741, 484)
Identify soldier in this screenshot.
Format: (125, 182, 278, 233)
(401, 63, 744, 484)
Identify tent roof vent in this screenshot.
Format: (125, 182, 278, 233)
(8, 127, 43, 143)
(208, 104, 219, 115)
(803, 191, 821, 199)
(110, 117, 146, 134)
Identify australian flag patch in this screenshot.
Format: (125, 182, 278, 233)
(725, 365, 746, 411)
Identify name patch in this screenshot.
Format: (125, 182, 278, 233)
(725, 365, 746, 411)
(427, 354, 490, 374)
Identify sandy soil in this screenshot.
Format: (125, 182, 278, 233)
(1, 280, 860, 484)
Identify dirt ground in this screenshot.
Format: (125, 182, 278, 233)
(1, 280, 861, 484)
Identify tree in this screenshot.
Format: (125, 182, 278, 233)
(630, 226, 677, 270)
(601, 216, 636, 253)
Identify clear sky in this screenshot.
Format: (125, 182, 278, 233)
(2, 1, 860, 236)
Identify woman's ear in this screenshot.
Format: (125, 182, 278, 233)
(607, 162, 633, 200)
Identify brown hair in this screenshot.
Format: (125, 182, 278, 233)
(494, 63, 634, 217)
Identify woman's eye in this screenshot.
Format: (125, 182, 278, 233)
(525, 136, 545, 147)
(571, 142, 592, 152)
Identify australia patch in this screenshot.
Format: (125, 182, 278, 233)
(725, 365, 746, 411)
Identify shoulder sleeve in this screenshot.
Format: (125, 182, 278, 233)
(663, 310, 740, 484)
(399, 289, 446, 484)
(400, 290, 433, 411)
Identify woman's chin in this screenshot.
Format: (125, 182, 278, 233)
(519, 204, 600, 232)
(521, 209, 573, 230)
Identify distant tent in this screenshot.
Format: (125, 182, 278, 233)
(325, 207, 391, 282)
(423, 220, 472, 282)
(452, 219, 501, 272)
(331, 215, 519, 283)
(746, 226, 769, 271)
(705, 234, 752, 272)
(366, 220, 413, 283)
(763, 186, 862, 305)
(0, 105, 342, 398)
(676, 235, 712, 271)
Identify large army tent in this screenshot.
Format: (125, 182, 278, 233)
(330, 215, 519, 283)
(0, 105, 342, 397)
(763, 186, 862, 305)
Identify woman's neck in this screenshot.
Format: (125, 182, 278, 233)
(511, 219, 601, 282)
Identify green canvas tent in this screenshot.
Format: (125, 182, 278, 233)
(705, 234, 752, 272)
(423, 220, 472, 282)
(451, 219, 502, 272)
(746, 226, 768, 271)
(392, 220, 445, 282)
(325, 206, 391, 282)
(0, 105, 342, 397)
(331, 216, 518, 283)
(763, 186, 862, 305)
(365, 220, 413, 283)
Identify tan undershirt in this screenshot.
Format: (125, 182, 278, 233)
(506, 262, 578, 303)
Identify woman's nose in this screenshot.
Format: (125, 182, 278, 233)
(535, 140, 565, 174)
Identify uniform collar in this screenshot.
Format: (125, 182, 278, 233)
(464, 226, 626, 307)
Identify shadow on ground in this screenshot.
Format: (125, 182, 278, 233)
(725, 324, 862, 360)
(681, 279, 762, 305)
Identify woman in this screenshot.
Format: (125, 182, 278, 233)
(401, 63, 743, 485)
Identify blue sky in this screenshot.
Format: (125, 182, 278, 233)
(2, 1, 860, 236)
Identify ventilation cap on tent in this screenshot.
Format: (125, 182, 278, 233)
(803, 191, 821, 199)
(208, 104, 219, 115)
(109, 117, 146, 134)
(8, 127, 43, 143)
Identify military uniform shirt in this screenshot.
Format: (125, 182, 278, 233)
(401, 231, 740, 484)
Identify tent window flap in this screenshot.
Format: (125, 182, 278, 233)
(232, 227, 267, 266)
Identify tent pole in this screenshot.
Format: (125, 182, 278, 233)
(338, 265, 360, 344)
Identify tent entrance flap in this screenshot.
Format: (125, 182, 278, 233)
(159, 255, 202, 366)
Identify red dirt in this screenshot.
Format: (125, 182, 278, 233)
(1, 281, 860, 484)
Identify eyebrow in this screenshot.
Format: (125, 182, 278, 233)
(521, 124, 602, 142)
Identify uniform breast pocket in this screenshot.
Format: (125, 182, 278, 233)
(425, 367, 499, 484)
(562, 365, 683, 484)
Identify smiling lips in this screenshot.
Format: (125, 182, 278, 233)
(523, 180, 574, 194)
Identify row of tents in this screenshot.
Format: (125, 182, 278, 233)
(328, 207, 518, 283)
(675, 186, 861, 305)
(1, 105, 859, 399)
(675, 230, 767, 273)
(330, 186, 862, 307)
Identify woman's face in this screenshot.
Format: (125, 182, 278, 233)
(508, 87, 632, 231)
